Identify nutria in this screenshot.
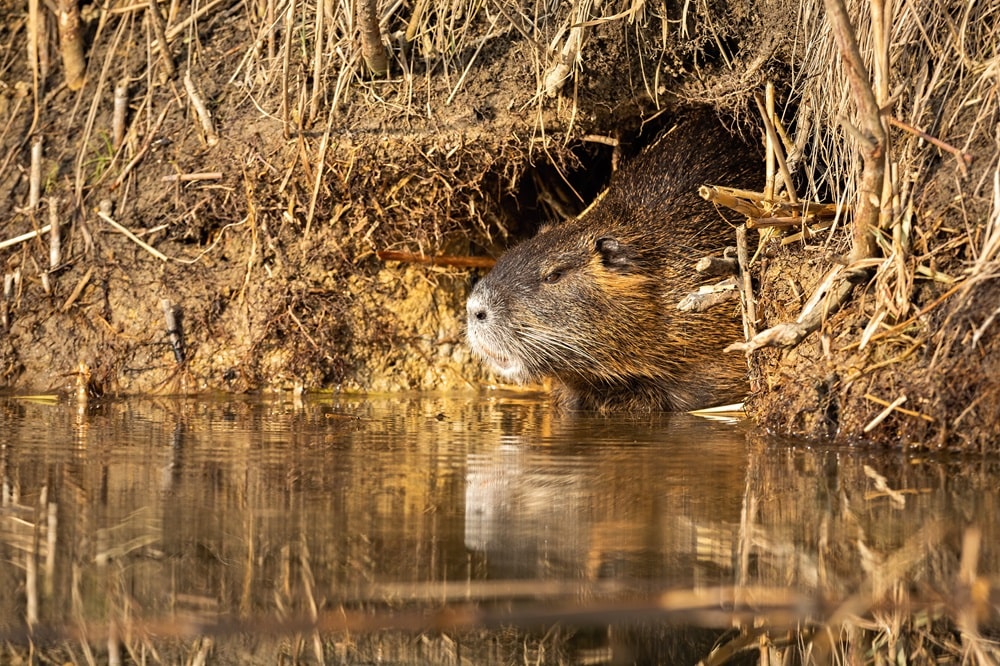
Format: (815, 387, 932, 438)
(465, 110, 760, 411)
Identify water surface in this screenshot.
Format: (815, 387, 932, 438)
(1, 393, 998, 663)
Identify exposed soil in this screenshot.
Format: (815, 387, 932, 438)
(1, 0, 999, 448)
(0, 0, 761, 396)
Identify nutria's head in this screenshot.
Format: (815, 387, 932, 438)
(466, 218, 680, 389)
(466, 109, 756, 410)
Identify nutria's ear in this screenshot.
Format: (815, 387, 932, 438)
(595, 236, 637, 269)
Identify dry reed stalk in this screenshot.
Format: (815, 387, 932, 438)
(777, 221, 835, 245)
(97, 209, 169, 261)
(702, 186, 841, 223)
(728, 262, 871, 353)
(161, 172, 223, 182)
(147, 0, 176, 78)
(0, 225, 52, 252)
(695, 255, 739, 277)
(60, 266, 93, 312)
(543, 3, 591, 98)
(823, 0, 886, 263)
(754, 92, 797, 204)
(48, 199, 61, 269)
(357, 0, 388, 76)
(112, 79, 128, 150)
(862, 394, 907, 434)
(2, 269, 18, 333)
(863, 392, 934, 423)
(699, 185, 767, 218)
(305, 106, 335, 235)
(110, 101, 174, 191)
(29, 134, 43, 210)
(309, 0, 326, 123)
(149, 0, 230, 48)
(184, 70, 219, 147)
(56, 0, 87, 90)
(737, 225, 756, 340)
(676, 278, 739, 313)
(281, 0, 294, 137)
(27, 0, 45, 102)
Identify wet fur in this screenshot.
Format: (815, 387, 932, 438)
(466, 110, 761, 412)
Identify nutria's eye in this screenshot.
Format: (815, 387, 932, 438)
(542, 270, 562, 284)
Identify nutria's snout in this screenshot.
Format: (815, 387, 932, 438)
(466, 290, 489, 324)
(465, 282, 525, 381)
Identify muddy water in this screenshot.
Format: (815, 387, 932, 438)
(1, 393, 999, 663)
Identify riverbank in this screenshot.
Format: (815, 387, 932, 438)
(1, 0, 997, 448)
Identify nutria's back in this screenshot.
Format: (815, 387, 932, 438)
(466, 110, 760, 411)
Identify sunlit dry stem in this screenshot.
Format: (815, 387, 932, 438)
(97, 208, 169, 262)
(29, 135, 43, 210)
(762, 90, 775, 201)
(1, 271, 15, 328)
(676, 278, 739, 313)
(358, 0, 389, 76)
(56, 0, 86, 90)
(544, 3, 592, 96)
(3, 271, 17, 299)
(0, 225, 51, 252)
(888, 116, 974, 173)
(183, 70, 219, 147)
(150, 0, 230, 49)
(49, 197, 61, 269)
(727, 265, 867, 353)
(863, 394, 907, 433)
(40, 260, 51, 294)
(754, 92, 798, 204)
(161, 172, 223, 182)
(823, 0, 886, 262)
(266, 0, 275, 60)
(405, 0, 429, 44)
(27, 0, 45, 91)
(736, 225, 757, 340)
(148, 0, 176, 78)
(280, 0, 294, 137)
(864, 392, 935, 423)
(309, 0, 325, 122)
(61, 266, 92, 312)
(112, 79, 128, 150)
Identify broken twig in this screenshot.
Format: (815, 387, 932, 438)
(0, 225, 52, 251)
(377, 250, 496, 269)
(97, 209, 169, 261)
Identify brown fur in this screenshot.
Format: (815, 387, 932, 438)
(466, 109, 760, 411)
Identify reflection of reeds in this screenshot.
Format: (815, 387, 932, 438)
(730, 438, 1000, 664)
(3, 398, 1000, 663)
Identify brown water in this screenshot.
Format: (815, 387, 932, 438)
(1, 393, 999, 664)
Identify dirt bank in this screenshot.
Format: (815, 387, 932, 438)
(1, 0, 998, 448)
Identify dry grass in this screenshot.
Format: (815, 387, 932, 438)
(730, 0, 1000, 447)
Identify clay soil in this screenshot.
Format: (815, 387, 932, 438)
(0, 0, 765, 394)
(1, 0, 999, 449)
